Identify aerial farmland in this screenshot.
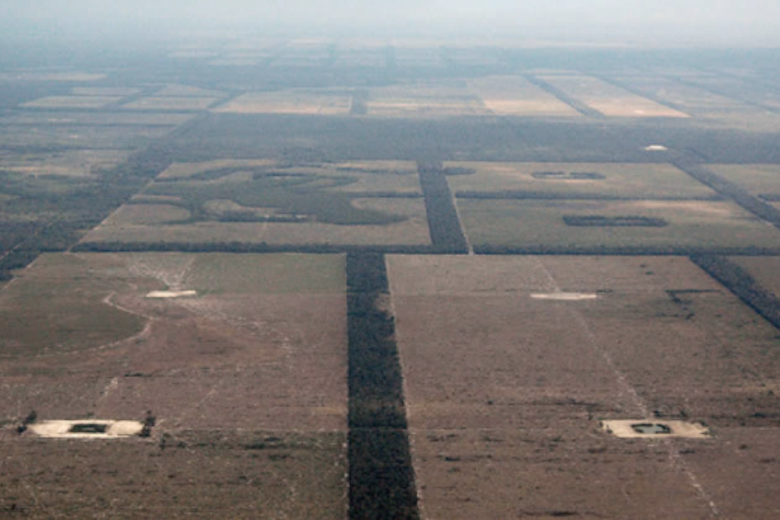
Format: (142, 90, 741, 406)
(1, 13, 780, 520)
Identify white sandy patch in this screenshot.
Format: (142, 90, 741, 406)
(601, 420, 710, 439)
(145, 290, 197, 299)
(531, 292, 598, 301)
(29, 420, 144, 439)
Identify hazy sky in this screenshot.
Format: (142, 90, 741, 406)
(2, 0, 779, 46)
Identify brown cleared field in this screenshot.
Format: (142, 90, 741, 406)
(468, 76, 579, 117)
(213, 90, 352, 115)
(446, 162, 716, 199)
(0, 253, 347, 428)
(0, 430, 346, 519)
(0, 149, 130, 178)
(457, 199, 780, 251)
(388, 255, 780, 519)
(21, 96, 123, 109)
(83, 197, 431, 247)
(366, 83, 489, 118)
(538, 74, 690, 118)
(0, 252, 348, 516)
(707, 164, 780, 199)
(122, 96, 219, 111)
(729, 256, 780, 297)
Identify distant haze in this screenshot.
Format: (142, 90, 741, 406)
(2, 0, 780, 47)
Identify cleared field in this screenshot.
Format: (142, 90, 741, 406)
(158, 159, 421, 193)
(0, 124, 170, 149)
(0, 253, 347, 516)
(446, 162, 716, 199)
(457, 199, 780, 252)
(0, 430, 346, 519)
(0, 149, 129, 178)
(366, 83, 489, 117)
(83, 159, 430, 247)
(123, 96, 219, 111)
(71, 87, 141, 96)
(610, 75, 748, 113)
(21, 96, 122, 109)
(468, 76, 579, 117)
(0, 252, 347, 429)
(387, 255, 780, 519)
(152, 84, 225, 97)
(0, 72, 106, 82)
(83, 198, 431, 247)
(729, 256, 780, 297)
(538, 75, 690, 118)
(213, 90, 352, 115)
(708, 164, 780, 199)
(607, 75, 780, 130)
(0, 111, 195, 126)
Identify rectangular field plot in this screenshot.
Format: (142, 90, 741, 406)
(707, 164, 780, 200)
(71, 87, 141, 96)
(213, 90, 352, 115)
(366, 83, 490, 117)
(0, 431, 346, 518)
(151, 84, 225, 98)
(0, 111, 195, 126)
(21, 96, 123, 109)
(538, 74, 690, 118)
(0, 252, 347, 429)
(0, 149, 130, 178)
(123, 96, 219, 111)
(729, 256, 780, 298)
(446, 162, 716, 199)
(82, 160, 430, 248)
(468, 76, 579, 117)
(457, 199, 780, 253)
(0, 124, 170, 149)
(387, 255, 780, 519)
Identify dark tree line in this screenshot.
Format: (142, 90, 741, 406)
(418, 161, 469, 254)
(346, 253, 419, 520)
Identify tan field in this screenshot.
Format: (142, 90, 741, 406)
(213, 90, 352, 115)
(0, 149, 130, 178)
(707, 164, 780, 198)
(0, 111, 195, 126)
(367, 83, 490, 117)
(457, 199, 780, 251)
(729, 256, 780, 297)
(158, 160, 422, 193)
(22, 96, 123, 109)
(387, 255, 780, 519)
(123, 97, 219, 110)
(539, 75, 690, 118)
(446, 161, 716, 199)
(71, 87, 141, 96)
(468, 76, 580, 117)
(83, 198, 431, 247)
(0, 252, 347, 517)
(152, 84, 225, 97)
